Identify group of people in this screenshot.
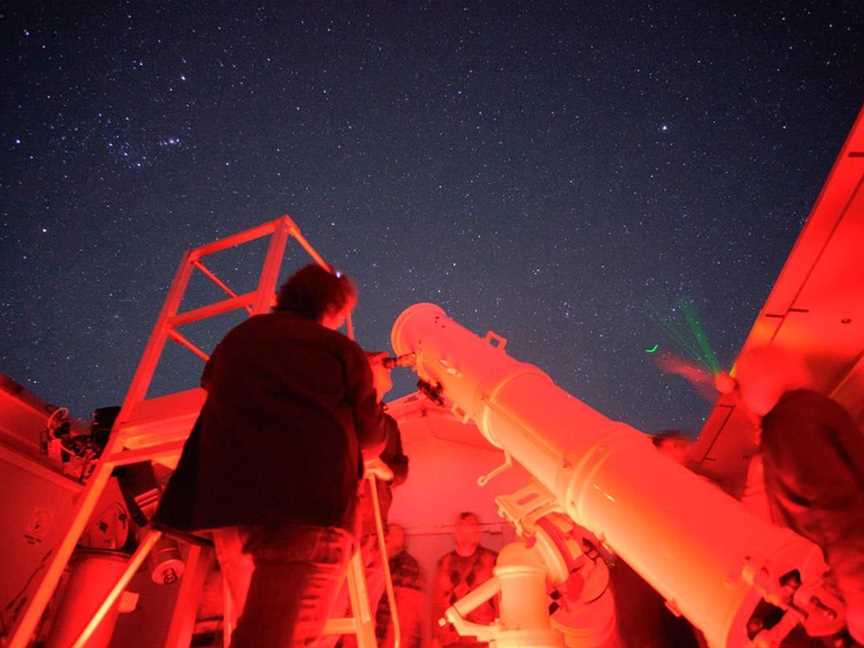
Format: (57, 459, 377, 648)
(151, 261, 864, 647)
(372, 512, 499, 648)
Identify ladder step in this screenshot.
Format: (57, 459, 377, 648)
(115, 388, 205, 450)
(169, 292, 257, 328)
(323, 618, 358, 636)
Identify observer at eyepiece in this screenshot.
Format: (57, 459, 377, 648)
(153, 263, 388, 648)
(155, 264, 386, 535)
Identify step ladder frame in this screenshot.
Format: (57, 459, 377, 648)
(6, 215, 361, 648)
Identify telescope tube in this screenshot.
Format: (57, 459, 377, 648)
(392, 303, 827, 647)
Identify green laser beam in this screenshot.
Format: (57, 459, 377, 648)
(656, 316, 704, 363)
(679, 300, 720, 373)
(642, 298, 721, 375)
(643, 302, 704, 364)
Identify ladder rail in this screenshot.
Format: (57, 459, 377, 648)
(69, 531, 163, 648)
(368, 473, 400, 648)
(7, 215, 335, 648)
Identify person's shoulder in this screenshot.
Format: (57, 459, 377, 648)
(333, 330, 365, 355)
(778, 389, 828, 406)
(215, 313, 274, 344)
(228, 312, 273, 330)
(293, 317, 363, 354)
(268, 313, 362, 350)
(228, 311, 314, 336)
(395, 551, 425, 587)
(398, 550, 421, 569)
(436, 550, 457, 568)
(327, 333, 369, 373)
(406, 550, 421, 566)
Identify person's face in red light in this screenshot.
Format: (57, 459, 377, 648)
(453, 515, 482, 557)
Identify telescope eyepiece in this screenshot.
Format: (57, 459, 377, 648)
(382, 353, 416, 369)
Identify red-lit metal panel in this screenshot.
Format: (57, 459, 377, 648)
(691, 105, 864, 493)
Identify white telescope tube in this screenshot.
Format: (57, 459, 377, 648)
(391, 303, 828, 647)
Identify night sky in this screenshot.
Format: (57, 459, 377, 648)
(2, 2, 862, 435)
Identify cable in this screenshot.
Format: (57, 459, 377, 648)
(0, 549, 54, 637)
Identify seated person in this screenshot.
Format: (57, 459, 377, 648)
(433, 512, 498, 648)
(375, 524, 425, 648)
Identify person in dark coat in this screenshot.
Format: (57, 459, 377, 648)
(153, 263, 386, 648)
(760, 389, 864, 644)
(725, 345, 864, 644)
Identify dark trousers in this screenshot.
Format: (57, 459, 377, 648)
(230, 524, 353, 648)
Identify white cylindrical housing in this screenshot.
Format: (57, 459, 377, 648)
(495, 543, 554, 633)
(392, 303, 828, 648)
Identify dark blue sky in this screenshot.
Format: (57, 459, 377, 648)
(1, 2, 862, 433)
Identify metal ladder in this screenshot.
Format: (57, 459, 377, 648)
(323, 471, 401, 648)
(6, 215, 393, 648)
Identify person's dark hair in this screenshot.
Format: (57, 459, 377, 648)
(457, 511, 479, 523)
(651, 429, 690, 447)
(274, 264, 356, 321)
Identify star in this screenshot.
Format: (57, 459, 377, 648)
(0, 0, 861, 441)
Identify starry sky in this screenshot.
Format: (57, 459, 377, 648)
(1, 2, 862, 435)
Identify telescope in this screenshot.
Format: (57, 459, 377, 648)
(391, 303, 844, 648)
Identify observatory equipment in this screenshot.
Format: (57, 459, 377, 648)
(391, 304, 844, 647)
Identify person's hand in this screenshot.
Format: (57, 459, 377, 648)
(365, 457, 394, 481)
(367, 352, 394, 402)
